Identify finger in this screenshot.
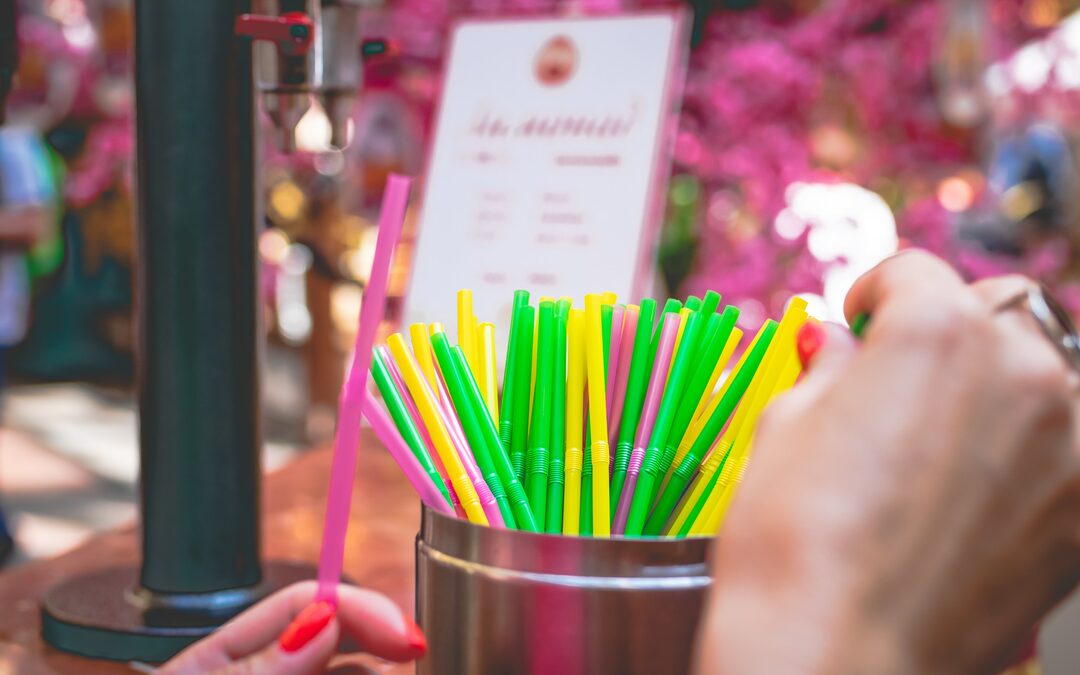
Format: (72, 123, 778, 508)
(219, 608, 341, 675)
(843, 250, 969, 326)
(160, 581, 422, 673)
(334, 583, 427, 662)
(970, 275, 1034, 309)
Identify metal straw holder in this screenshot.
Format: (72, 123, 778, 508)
(416, 505, 712, 675)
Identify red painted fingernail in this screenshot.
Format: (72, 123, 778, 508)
(405, 616, 427, 656)
(279, 601, 335, 653)
(796, 321, 826, 368)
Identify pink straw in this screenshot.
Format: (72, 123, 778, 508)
(361, 389, 455, 515)
(605, 305, 625, 470)
(607, 306, 639, 450)
(434, 359, 504, 527)
(378, 345, 465, 518)
(613, 312, 679, 535)
(317, 175, 411, 602)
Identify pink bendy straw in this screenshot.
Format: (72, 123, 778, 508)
(316, 174, 411, 603)
(377, 345, 465, 517)
(613, 312, 679, 535)
(361, 389, 455, 515)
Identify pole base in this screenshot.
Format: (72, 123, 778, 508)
(41, 561, 316, 663)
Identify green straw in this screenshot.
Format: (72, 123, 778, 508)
(657, 320, 777, 536)
(581, 418, 592, 536)
(510, 303, 534, 481)
(652, 307, 740, 488)
(601, 303, 614, 373)
(526, 301, 556, 528)
(684, 295, 702, 313)
(450, 345, 538, 532)
(430, 332, 516, 528)
(371, 350, 452, 508)
(699, 290, 721, 317)
(610, 297, 656, 514)
(499, 290, 530, 454)
(546, 300, 570, 533)
(625, 312, 705, 536)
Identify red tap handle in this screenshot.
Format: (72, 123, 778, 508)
(235, 12, 314, 56)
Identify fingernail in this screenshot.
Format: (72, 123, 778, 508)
(405, 616, 427, 656)
(796, 320, 826, 368)
(279, 601, 335, 653)
(850, 313, 869, 338)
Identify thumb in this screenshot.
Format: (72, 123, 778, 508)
(795, 320, 857, 393)
(218, 602, 341, 675)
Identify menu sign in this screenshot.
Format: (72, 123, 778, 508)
(406, 12, 687, 340)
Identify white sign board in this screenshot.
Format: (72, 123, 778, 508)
(406, 12, 686, 344)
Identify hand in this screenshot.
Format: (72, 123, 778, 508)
(159, 581, 426, 675)
(695, 252, 1080, 675)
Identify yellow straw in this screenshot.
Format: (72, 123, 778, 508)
(584, 295, 611, 536)
(388, 333, 489, 525)
(479, 322, 499, 422)
(667, 307, 694, 384)
(667, 333, 770, 535)
(457, 290, 479, 376)
(699, 356, 804, 536)
(410, 323, 441, 400)
(563, 309, 586, 534)
(689, 301, 806, 535)
(600, 291, 617, 305)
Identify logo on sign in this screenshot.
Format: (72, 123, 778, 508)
(534, 35, 578, 87)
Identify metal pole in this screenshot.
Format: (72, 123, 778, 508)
(41, 0, 311, 660)
(135, 0, 261, 595)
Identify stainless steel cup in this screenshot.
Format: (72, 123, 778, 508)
(416, 505, 712, 675)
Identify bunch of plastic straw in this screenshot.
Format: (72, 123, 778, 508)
(367, 288, 809, 538)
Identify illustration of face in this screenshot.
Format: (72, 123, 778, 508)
(534, 35, 578, 87)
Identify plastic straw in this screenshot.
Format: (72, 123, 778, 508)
(431, 331, 515, 528)
(699, 290, 721, 318)
(562, 309, 586, 535)
(370, 349, 451, 507)
(510, 304, 535, 481)
(585, 295, 611, 536)
(546, 300, 571, 533)
(480, 323, 500, 423)
(607, 305, 639, 449)
(526, 301, 556, 528)
(450, 346, 539, 532)
(429, 331, 504, 527)
(410, 323, 441, 400)
(458, 289, 479, 377)
(604, 305, 625, 467)
(378, 345, 464, 517)
(317, 174, 410, 602)
(498, 290, 530, 452)
(610, 298, 655, 514)
(387, 333, 489, 526)
(360, 389, 454, 515)
(613, 312, 678, 535)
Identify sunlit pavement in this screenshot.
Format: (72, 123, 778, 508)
(0, 383, 303, 567)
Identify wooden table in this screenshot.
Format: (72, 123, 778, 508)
(0, 431, 420, 674)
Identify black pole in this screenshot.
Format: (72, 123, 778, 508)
(135, 0, 261, 595)
(41, 0, 311, 661)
